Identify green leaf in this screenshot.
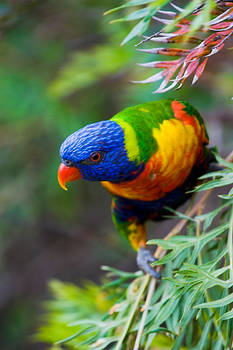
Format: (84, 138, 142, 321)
(195, 175, 233, 192)
(147, 327, 175, 334)
(121, 18, 150, 45)
(152, 249, 182, 266)
(199, 223, 228, 246)
(55, 330, 85, 345)
(199, 170, 231, 179)
(194, 319, 212, 350)
(147, 238, 179, 249)
(89, 336, 118, 350)
(182, 287, 202, 319)
(171, 330, 185, 350)
(219, 193, 233, 200)
(164, 206, 197, 222)
(101, 265, 141, 278)
(196, 202, 232, 230)
(213, 338, 224, 350)
(195, 292, 233, 309)
(219, 309, 233, 321)
(214, 152, 233, 171)
(104, 0, 156, 15)
(110, 7, 151, 23)
(153, 298, 179, 327)
(148, 235, 197, 248)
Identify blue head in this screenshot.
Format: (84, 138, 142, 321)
(58, 120, 142, 188)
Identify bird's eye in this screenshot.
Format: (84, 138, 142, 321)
(90, 152, 102, 162)
(62, 159, 74, 167)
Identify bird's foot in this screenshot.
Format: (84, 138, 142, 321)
(137, 247, 161, 279)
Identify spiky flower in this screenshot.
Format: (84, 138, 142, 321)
(135, 1, 233, 93)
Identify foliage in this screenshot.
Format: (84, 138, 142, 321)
(0, 1, 232, 350)
(106, 0, 233, 92)
(48, 20, 135, 98)
(34, 1, 233, 350)
(37, 279, 115, 348)
(37, 152, 233, 349)
(48, 42, 133, 98)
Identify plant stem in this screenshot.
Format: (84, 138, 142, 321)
(115, 275, 149, 350)
(154, 188, 212, 260)
(133, 277, 156, 350)
(196, 207, 203, 265)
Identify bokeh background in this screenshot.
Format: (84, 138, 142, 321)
(0, 1, 232, 349)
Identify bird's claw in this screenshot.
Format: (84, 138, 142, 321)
(137, 247, 161, 279)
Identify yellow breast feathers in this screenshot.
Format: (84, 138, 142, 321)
(102, 104, 208, 201)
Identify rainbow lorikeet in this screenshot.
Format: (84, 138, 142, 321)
(57, 99, 211, 278)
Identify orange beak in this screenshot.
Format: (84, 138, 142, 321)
(57, 162, 82, 191)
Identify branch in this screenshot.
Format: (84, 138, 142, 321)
(133, 277, 156, 350)
(115, 274, 149, 350)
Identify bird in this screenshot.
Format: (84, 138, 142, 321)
(57, 99, 211, 278)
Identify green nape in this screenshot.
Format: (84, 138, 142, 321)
(111, 100, 174, 163)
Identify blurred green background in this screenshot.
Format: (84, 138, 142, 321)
(0, 1, 232, 349)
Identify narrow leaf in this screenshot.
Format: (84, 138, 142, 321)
(104, 0, 156, 15)
(121, 18, 150, 45)
(219, 309, 233, 321)
(195, 292, 233, 309)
